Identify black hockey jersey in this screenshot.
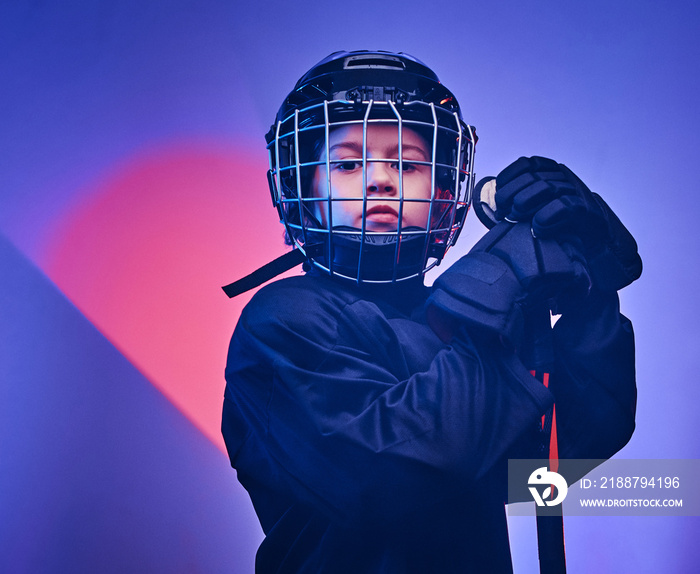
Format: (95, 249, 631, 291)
(222, 272, 636, 573)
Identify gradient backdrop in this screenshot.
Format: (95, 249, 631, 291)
(2, 1, 699, 572)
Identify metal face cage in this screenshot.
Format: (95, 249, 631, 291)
(267, 96, 476, 284)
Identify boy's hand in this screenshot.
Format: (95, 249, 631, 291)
(427, 222, 590, 347)
(477, 156, 642, 292)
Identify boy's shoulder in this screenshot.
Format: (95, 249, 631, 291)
(239, 273, 430, 342)
(239, 274, 356, 332)
(250, 274, 352, 308)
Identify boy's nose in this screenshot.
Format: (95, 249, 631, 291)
(366, 161, 396, 195)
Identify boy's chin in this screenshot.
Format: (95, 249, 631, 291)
(364, 222, 398, 232)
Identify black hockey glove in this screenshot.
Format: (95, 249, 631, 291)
(489, 156, 642, 292)
(427, 221, 590, 347)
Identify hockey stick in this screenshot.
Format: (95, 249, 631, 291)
(473, 177, 566, 574)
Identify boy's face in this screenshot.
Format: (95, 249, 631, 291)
(311, 124, 434, 232)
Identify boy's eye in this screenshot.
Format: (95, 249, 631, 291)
(392, 161, 417, 171)
(335, 161, 361, 171)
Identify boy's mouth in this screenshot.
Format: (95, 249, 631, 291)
(365, 205, 399, 222)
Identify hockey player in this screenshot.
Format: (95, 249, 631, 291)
(221, 50, 641, 573)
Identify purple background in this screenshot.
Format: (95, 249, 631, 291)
(2, 1, 699, 572)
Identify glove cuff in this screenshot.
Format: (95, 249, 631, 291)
(428, 251, 525, 345)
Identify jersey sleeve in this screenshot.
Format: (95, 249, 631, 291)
(223, 277, 553, 528)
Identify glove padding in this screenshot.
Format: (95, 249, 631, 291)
(495, 156, 584, 223)
(492, 156, 642, 291)
(427, 221, 590, 346)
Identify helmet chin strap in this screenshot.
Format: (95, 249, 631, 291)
(222, 224, 434, 298)
(221, 244, 323, 298)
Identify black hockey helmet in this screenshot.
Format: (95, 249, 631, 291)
(266, 50, 477, 284)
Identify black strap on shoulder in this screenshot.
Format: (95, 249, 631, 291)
(221, 244, 322, 299)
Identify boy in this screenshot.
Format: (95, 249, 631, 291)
(222, 50, 640, 573)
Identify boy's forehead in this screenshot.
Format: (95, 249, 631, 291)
(326, 124, 430, 153)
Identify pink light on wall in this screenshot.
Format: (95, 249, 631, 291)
(42, 142, 298, 452)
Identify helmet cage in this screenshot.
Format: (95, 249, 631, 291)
(267, 57, 476, 284)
